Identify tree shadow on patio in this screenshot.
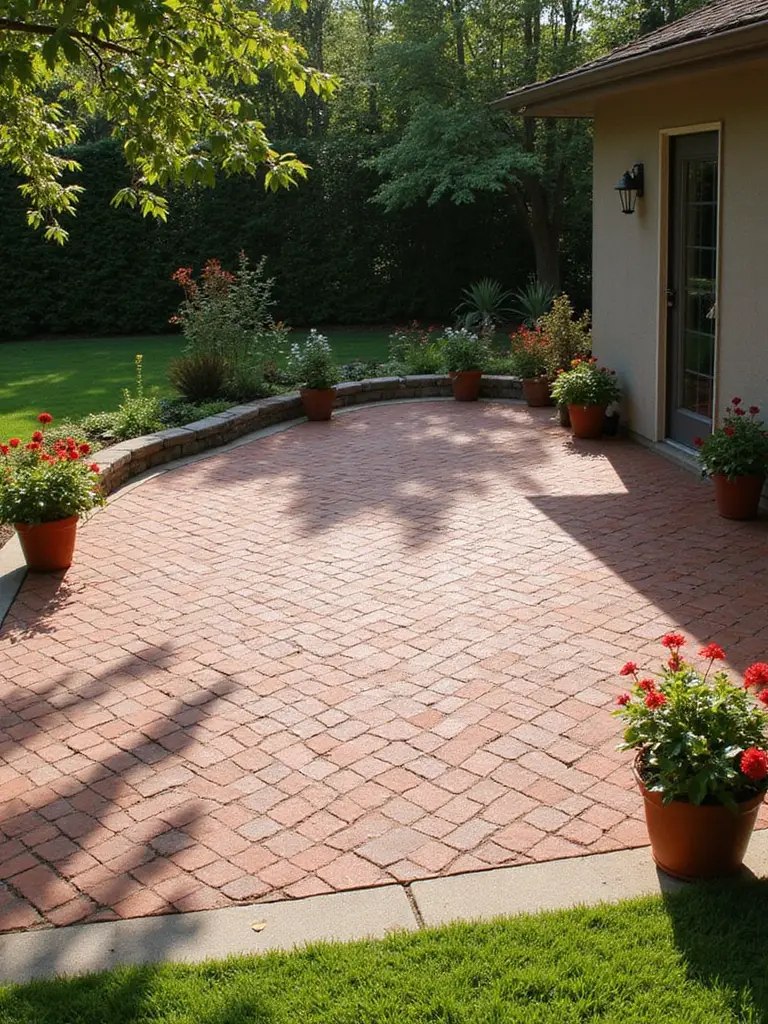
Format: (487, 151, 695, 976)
(0, 636, 246, 977)
(192, 402, 557, 549)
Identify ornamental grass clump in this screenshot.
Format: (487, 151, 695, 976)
(614, 634, 768, 808)
(550, 358, 621, 407)
(288, 330, 340, 390)
(694, 397, 768, 479)
(0, 413, 104, 525)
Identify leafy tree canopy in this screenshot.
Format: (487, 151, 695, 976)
(0, 0, 336, 241)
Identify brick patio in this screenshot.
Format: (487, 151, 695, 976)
(1, 400, 767, 932)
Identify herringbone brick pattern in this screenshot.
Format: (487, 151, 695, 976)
(1, 402, 767, 931)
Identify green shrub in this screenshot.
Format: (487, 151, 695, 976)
(169, 352, 228, 403)
(158, 398, 232, 427)
(454, 278, 514, 331)
(387, 323, 443, 375)
(537, 294, 591, 375)
(113, 354, 162, 440)
(172, 253, 288, 385)
(75, 412, 119, 445)
(223, 364, 271, 402)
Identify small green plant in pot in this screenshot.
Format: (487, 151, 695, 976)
(440, 328, 488, 402)
(614, 634, 768, 879)
(695, 397, 768, 520)
(288, 330, 341, 421)
(509, 326, 553, 407)
(0, 413, 105, 571)
(550, 358, 621, 438)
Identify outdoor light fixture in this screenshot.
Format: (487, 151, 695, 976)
(615, 163, 644, 214)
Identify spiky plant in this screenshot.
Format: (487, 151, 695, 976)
(512, 277, 557, 327)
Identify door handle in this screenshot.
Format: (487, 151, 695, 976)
(666, 288, 676, 308)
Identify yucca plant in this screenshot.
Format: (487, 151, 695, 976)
(513, 277, 557, 327)
(454, 278, 514, 331)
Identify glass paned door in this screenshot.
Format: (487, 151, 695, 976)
(667, 132, 719, 448)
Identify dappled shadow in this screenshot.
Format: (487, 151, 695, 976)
(0, 632, 239, 960)
(193, 402, 557, 550)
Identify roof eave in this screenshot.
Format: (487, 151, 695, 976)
(493, 20, 768, 117)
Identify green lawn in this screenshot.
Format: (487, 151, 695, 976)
(2, 884, 767, 1023)
(0, 329, 391, 440)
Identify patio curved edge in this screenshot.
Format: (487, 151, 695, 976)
(95, 375, 523, 497)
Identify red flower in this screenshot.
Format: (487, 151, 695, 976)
(661, 633, 686, 649)
(645, 691, 667, 709)
(616, 693, 631, 706)
(744, 663, 768, 690)
(724, 426, 735, 436)
(732, 397, 742, 406)
(668, 654, 682, 671)
(79, 443, 91, 455)
(40, 454, 55, 464)
(0, 445, 8, 456)
(638, 678, 656, 692)
(619, 662, 638, 676)
(66, 436, 77, 448)
(89, 463, 100, 474)
(740, 747, 768, 781)
(37, 412, 53, 424)
(735, 407, 746, 417)
(693, 436, 703, 447)
(750, 406, 760, 416)
(758, 690, 768, 706)
(9, 438, 19, 448)
(699, 643, 725, 661)
(68, 450, 80, 461)
(25, 442, 40, 451)
(31, 430, 44, 443)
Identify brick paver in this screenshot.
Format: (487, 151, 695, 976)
(2, 401, 768, 930)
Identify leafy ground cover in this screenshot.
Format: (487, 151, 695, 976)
(0, 329, 391, 439)
(2, 884, 767, 1023)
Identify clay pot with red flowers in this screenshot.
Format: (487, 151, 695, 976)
(695, 398, 768, 520)
(615, 636, 768, 879)
(508, 327, 554, 407)
(289, 330, 341, 422)
(550, 359, 621, 439)
(0, 414, 104, 572)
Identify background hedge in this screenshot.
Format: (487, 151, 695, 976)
(0, 136, 589, 339)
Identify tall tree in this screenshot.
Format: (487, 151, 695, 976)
(0, 0, 336, 241)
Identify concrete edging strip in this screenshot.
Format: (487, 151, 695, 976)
(5, 835, 768, 984)
(0, 534, 26, 628)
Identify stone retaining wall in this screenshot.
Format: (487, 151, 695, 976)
(97, 375, 523, 494)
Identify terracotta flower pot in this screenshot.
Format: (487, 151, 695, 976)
(449, 370, 483, 402)
(568, 403, 607, 439)
(712, 473, 765, 520)
(522, 377, 554, 407)
(634, 762, 764, 880)
(300, 387, 336, 421)
(15, 515, 79, 572)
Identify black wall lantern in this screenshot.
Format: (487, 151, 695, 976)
(615, 163, 644, 214)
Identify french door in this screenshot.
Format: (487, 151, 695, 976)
(666, 131, 719, 448)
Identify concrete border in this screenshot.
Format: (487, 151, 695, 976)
(0, 533, 26, 628)
(2, 834, 768, 983)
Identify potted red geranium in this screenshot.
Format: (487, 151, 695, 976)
(0, 414, 104, 571)
(615, 633, 768, 879)
(695, 397, 768, 520)
(508, 326, 553, 407)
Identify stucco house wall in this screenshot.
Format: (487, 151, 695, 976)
(591, 56, 768, 443)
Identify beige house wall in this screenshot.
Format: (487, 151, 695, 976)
(592, 58, 768, 443)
